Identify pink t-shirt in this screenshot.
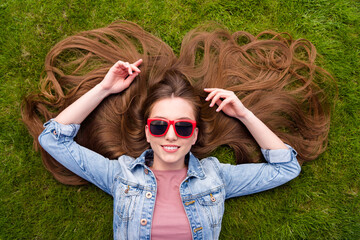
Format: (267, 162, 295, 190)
(151, 168, 192, 240)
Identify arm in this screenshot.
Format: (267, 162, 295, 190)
(55, 59, 142, 125)
(38, 59, 142, 193)
(204, 88, 287, 150)
(204, 88, 300, 198)
(218, 145, 300, 199)
(38, 120, 119, 194)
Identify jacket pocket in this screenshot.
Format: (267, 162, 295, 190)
(196, 189, 225, 228)
(116, 184, 141, 221)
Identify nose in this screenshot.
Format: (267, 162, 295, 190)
(165, 124, 177, 141)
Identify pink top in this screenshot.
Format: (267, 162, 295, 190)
(151, 168, 192, 240)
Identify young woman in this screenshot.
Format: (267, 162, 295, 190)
(23, 21, 333, 239)
(38, 59, 300, 239)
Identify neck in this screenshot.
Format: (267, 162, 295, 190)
(151, 160, 186, 171)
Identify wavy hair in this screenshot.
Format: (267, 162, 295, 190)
(22, 21, 335, 185)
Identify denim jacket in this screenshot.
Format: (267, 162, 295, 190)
(38, 120, 301, 240)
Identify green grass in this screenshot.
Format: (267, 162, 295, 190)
(1, 0, 359, 239)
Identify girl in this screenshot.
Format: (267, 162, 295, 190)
(23, 21, 332, 239)
(38, 59, 300, 239)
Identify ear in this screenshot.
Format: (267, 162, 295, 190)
(191, 127, 199, 145)
(145, 125, 151, 143)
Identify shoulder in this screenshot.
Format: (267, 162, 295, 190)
(115, 154, 141, 174)
(199, 155, 221, 168)
(113, 151, 149, 181)
(117, 154, 136, 165)
(198, 155, 226, 182)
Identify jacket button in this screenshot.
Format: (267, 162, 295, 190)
(140, 219, 147, 226)
(146, 192, 152, 198)
(144, 169, 149, 174)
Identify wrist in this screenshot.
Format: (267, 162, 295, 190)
(237, 108, 254, 122)
(95, 83, 112, 98)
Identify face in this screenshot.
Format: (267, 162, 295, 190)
(145, 97, 198, 170)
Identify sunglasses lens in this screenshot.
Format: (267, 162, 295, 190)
(149, 120, 168, 136)
(175, 121, 194, 137)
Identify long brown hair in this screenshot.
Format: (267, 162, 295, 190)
(22, 21, 335, 185)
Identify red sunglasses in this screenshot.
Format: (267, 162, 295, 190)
(147, 118, 197, 138)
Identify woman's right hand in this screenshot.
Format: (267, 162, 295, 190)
(100, 59, 143, 94)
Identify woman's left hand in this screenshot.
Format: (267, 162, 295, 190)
(204, 88, 249, 119)
(205, 88, 288, 150)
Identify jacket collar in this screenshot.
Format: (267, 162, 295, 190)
(128, 149, 206, 179)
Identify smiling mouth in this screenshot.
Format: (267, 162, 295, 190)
(162, 145, 180, 152)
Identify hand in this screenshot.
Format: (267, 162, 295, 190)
(100, 59, 143, 94)
(205, 88, 288, 150)
(204, 88, 249, 119)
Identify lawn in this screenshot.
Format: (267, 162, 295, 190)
(1, 0, 359, 239)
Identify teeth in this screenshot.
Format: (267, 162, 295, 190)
(163, 146, 178, 150)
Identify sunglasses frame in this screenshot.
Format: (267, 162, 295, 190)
(147, 118, 197, 138)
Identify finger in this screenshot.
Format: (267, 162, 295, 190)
(116, 61, 129, 72)
(205, 88, 220, 101)
(204, 88, 218, 92)
(216, 98, 232, 112)
(204, 88, 219, 100)
(209, 93, 223, 107)
(124, 62, 132, 75)
(204, 88, 231, 93)
(209, 91, 232, 107)
(205, 88, 232, 101)
(133, 59, 143, 67)
(112, 60, 124, 69)
(124, 72, 139, 86)
(130, 64, 141, 73)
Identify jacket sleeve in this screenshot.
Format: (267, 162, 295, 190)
(219, 145, 301, 199)
(38, 119, 119, 195)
